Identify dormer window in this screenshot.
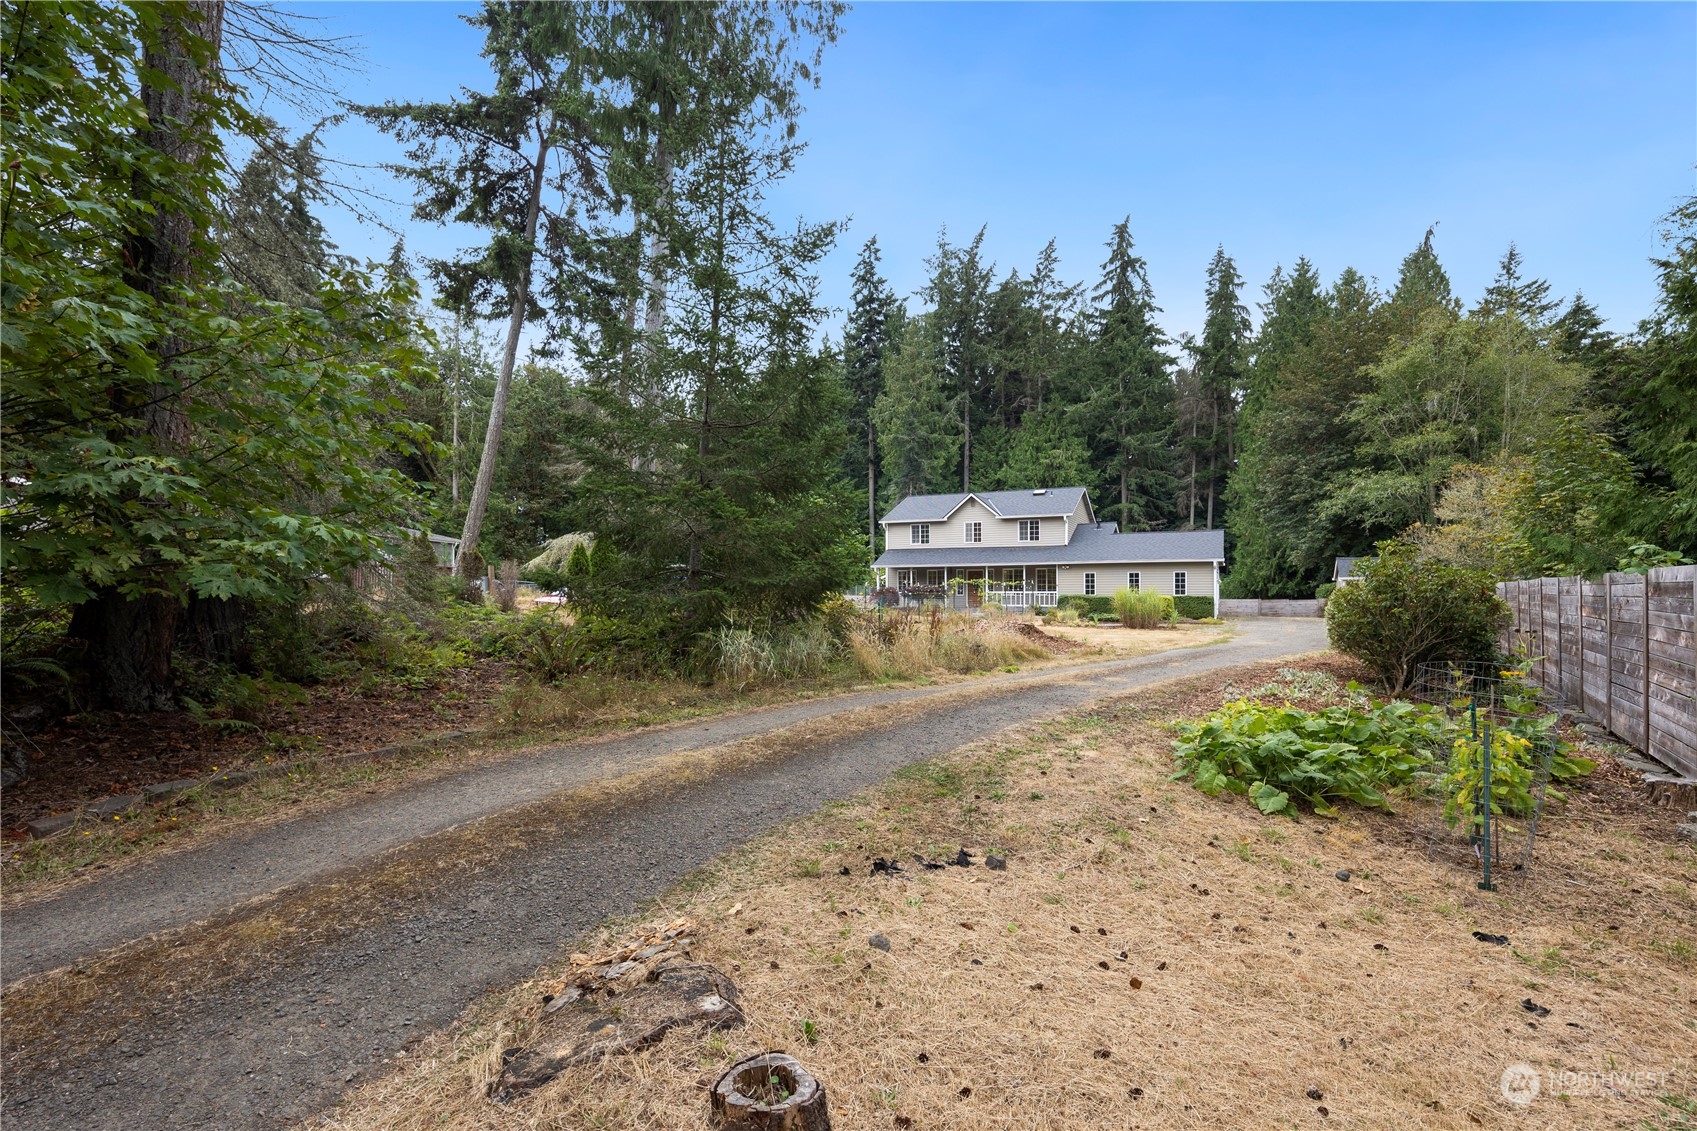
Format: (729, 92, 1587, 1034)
(910, 523, 931, 545)
(964, 521, 982, 543)
(1018, 519, 1041, 542)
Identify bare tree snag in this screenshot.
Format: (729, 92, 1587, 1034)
(710, 1052, 831, 1130)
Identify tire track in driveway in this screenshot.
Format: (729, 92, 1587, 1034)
(0, 619, 1325, 1131)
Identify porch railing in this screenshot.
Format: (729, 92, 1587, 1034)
(992, 590, 1059, 610)
(888, 587, 1058, 610)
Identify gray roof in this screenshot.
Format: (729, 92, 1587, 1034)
(1333, 556, 1362, 580)
(881, 487, 1091, 523)
(875, 521, 1225, 569)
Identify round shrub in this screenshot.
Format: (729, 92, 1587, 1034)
(1324, 541, 1509, 693)
(1314, 582, 1336, 601)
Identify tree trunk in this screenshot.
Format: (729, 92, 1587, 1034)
(458, 130, 550, 582)
(70, 593, 182, 713)
(641, 135, 673, 349)
(961, 397, 971, 492)
(867, 425, 876, 570)
(76, 0, 225, 711)
(710, 1052, 831, 1130)
(179, 595, 247, 665)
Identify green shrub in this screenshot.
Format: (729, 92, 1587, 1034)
(1171, 697, 1455, 816)
(1325, 541, 1510, 693)
(1091, 611, 1121, 624)
(1112, 588, 1167, 629)
(1057, 595, 1114, 616)
(1314, 582, 1337, 601)
(1173, 595, 1214, 620)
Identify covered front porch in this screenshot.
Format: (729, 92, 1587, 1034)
(877, 565, 1060, 610)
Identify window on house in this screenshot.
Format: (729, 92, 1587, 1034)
(1083, 571, 1096, 596)
(1127, 571, 1141, 590)
(925, 569, 943, 586)
(1032, 567, 1056, 592)
(964, 521, 982, 543)
(897, 570, 912, 588)
(1173, 571, 1187, 596)
(911, 523, 930, 545)
(1018, 519, 1041, 542)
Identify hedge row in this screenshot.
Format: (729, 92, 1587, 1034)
(1051, 593, 1217, 620)
(1173, 596, 1216, 619)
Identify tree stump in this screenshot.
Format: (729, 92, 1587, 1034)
(710, 1052, 830, 1130)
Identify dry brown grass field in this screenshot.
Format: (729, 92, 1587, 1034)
(313, 656, 1696, 1131)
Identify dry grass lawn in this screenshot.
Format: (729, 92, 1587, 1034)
(311, 657, 1697, 1131)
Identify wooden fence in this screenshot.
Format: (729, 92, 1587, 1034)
(1497, 565, 1696, 777)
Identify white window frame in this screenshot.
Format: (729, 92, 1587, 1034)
(1083, 571, 1096, 596)
(1018, 518, 1041, 542)
(1173, 570, 1187, 596)
(964, 521, 982, 544)
(925, 568, 943, 586)
(1127, 571, 1141, 591)
(1032, 567, 1056, 592)
(911, 523, 930, 545)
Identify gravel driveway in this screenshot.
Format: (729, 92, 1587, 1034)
(0, 618, 1325, 1131)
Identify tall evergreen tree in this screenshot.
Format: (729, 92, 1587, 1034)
(1189, 246, 1250, 528)
(1620, 195, 1697, 555)
(874, 314, 960, 502)
(358, 3, 614, 581)
(924, 228, 996, 490)
(842, 236, 901, 554)
(1072, 219, 1175, 528)
(1474, 243, 1560, 326)
(568, 107, 861, 633)
(1223, 257, 1327, 596)
(1387, 224, 1459, 335)
(218, 123, 335, 306)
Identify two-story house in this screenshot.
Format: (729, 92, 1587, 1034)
(872, 487, 1225, 613)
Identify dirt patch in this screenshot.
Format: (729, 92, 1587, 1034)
(1039, 620, 1227, 655)
(311, 654, 1696, 1131)
(1007, 620, 1080, 651)
(1, 660, 512, 830)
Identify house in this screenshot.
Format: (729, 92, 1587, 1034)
(1333, 556, 1364, 586)
(398, 528, 464, 572)
(872, 487, 1225, 614)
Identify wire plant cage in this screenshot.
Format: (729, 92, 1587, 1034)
(1410, 660, 1567, 891)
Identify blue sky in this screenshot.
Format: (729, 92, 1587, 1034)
(278, 1, 1695, 343)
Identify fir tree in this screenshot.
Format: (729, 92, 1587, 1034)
(842, 236, 902, 554)
(924, 228, 996, 489)
(1475, 243, 1560, 325)
(874, 314, 960, 501)
(1072, 219, 1175, 529)
(1189, 245, 1250, 528)
(1223, 257, 1327, 596)
(218, 122, 335, 306)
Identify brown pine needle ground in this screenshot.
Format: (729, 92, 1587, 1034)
(310, 657, 1697, 1131)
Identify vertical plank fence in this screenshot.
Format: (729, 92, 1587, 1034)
(1498, 565, 1696, 777)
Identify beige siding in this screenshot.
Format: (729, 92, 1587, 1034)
(1058, 562, 1218, 597)
(1065, 494, 1092, 542)
(887, 497, 1076, 551)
